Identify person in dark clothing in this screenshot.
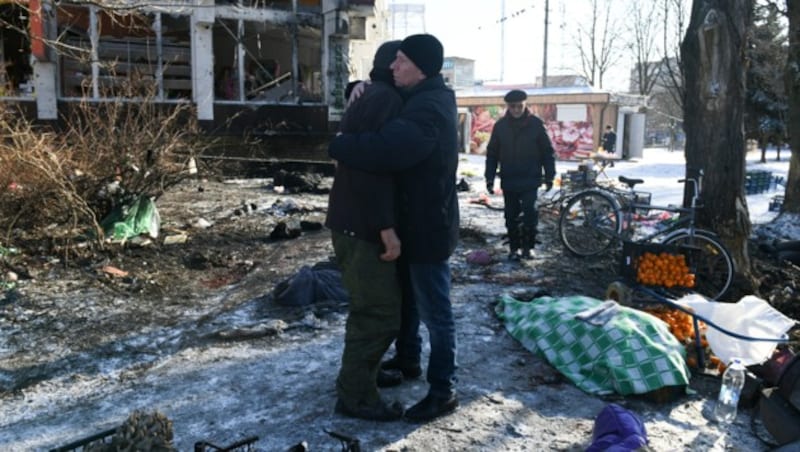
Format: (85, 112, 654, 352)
(603, 125, 617, 154)
(485, 89, 556, 260)
(325, 40, 405, 422)
(328, 33, 460, 423)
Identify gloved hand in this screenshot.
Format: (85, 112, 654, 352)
(544, 181, 553, 192)
(486, 181, 494, 194)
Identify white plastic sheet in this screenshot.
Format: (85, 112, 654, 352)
(677, 294, 797, 366)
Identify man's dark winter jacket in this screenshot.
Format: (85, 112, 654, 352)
(328, 74, 459, 263)
(325, 79, 403, 243)
(484, 110, 556, 192)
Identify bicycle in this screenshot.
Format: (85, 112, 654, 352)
(558, 171, 735, 301)
(537, 156, 618, 212)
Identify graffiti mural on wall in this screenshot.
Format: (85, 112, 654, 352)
(468, 103, 595, 161)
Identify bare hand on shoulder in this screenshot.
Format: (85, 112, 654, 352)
(347, 81, 370, 107)
(379, 228, 401, 262)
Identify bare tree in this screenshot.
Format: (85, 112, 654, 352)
(574, 0, 623, 89)
(626, 3, 662, 95)
(662, 0, 691, 110)
(681, 0, 754, 290)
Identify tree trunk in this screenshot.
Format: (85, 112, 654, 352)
(784, 1, 800, 213)
(681, 0, 754, 287)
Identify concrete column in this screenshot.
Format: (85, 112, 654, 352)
(31, 0, 57, 119)
(191, 1, 215, 121)
(33, 61, 57, 119)
(322, 0, 349, 121)
(627, 113, 646, 159)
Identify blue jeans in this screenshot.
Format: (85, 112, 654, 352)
(395, 259, 457, 398)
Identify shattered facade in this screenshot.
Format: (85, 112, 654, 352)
(1, 0, 386, 139)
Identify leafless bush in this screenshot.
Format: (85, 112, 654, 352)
(0, 80, 214, 252)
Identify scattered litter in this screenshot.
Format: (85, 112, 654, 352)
(52, 410, 175, 452)
(194, 435, 258, 451)
(193, 218, 213, 229)
(271, 261, 347, 307)
(233, 202, 258, 216)
(677, 294, 796, 366)
(101, 265, 129, 278)
(100, 195, 161, 242)
(324, 429, 360, 452)
(466, 249, 493, 265)
(467, 193, 504, 210)
(270, 220, 302, 240)
(207, 320, 289, 341)
(266, 199, 304, 216)
(163, 234, 188, 245)
(586, 403, 648, 452)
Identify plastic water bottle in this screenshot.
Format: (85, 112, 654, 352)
(713, 358, 746, 423)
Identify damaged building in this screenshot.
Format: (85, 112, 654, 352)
(0, 0, 388, 161)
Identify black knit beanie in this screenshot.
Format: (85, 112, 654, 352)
(399, 34, 444, 77)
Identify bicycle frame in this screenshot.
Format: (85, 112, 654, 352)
(606, 173, 705, 244)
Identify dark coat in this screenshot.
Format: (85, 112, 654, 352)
(325, 79, 403, 243)
(603, 130, 617, 152)
(484, 110, 556, 192)
(328, 75, 459, 263)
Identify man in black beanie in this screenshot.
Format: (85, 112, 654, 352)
(326, 40, 405, 421)
(485, 89, 556, 260)
(329, 33, 460, 423)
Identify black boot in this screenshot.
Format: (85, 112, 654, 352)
(376, 369, 404, 388)
(520, 225, 536, 259)
(507, 225, 521, 261)
(404, 393, 459, 423)
(380, 355, 422, 379)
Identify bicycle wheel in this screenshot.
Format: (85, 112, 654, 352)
(663, 231, 735, 301)
(559, 190, 621, 256)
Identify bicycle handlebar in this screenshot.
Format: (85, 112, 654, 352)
(677, 170, 704, 208)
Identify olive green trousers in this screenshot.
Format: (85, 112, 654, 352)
(332, 231, 401, 407)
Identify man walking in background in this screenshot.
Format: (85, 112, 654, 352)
(328, 33, 460, 423)
(603, 124, 617, 154)
(485, 89, 556, 260)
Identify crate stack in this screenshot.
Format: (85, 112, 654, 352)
(745, 170, 773, 194)
(769, 195, 784, 213)
(561, 168, 597, 190)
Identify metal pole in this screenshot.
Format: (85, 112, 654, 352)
(542, 0, 549, 87)
(155, 13, 164, 100)
(237, 15, 245, 101)
(291, 0, 299, 99)
(89, 5, 99, 98)
(500, 0, 505, 82)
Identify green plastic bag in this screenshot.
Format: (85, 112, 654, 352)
(101, 195, 161, 241)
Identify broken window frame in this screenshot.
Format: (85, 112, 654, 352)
(56, 4, 192, 102)
(212, 6, 323, 105)
(0, 2, 34, 99)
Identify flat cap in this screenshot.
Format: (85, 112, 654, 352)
(504, 89, 527, 103)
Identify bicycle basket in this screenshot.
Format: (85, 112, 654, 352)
(620, 241, 699, 290)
